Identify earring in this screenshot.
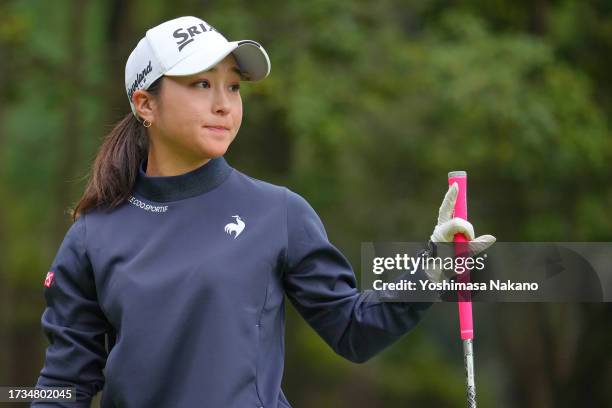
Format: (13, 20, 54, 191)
(143, 119, 152, 128)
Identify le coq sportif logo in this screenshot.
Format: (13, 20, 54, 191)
(224, 215, 245, 239)
(173, 21, 219, 52)
(127, 195, 168, 213)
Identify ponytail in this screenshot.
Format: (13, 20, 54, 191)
(70, 77, 163, 221)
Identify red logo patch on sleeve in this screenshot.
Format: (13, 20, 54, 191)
(44, 271, 55, 288)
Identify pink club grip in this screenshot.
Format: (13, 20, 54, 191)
(448, 171, 474, 340)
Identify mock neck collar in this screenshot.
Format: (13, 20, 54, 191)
(134, 156, 233, 203)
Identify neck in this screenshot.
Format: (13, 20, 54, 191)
(134, 155, 233, 202)
(145, 150, 212, 177)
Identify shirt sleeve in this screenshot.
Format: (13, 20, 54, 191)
(281, 188, 433, 364)
(32, 215, 110, 407)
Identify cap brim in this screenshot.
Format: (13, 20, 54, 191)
(164, 40, 270, 81)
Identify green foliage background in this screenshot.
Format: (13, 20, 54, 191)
(0, 1, 610, 407)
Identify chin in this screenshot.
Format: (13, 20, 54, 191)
(200, 143, 230, 158)
(197, 133, 233, 156)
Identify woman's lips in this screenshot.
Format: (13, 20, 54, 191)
(204, 126, 229, 133)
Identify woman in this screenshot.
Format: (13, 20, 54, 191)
(33, 16, 495, 407)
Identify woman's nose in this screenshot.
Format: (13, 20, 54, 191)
(212, 88, 231, 114)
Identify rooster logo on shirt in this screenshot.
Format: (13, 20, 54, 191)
(224, 215, 245, 239)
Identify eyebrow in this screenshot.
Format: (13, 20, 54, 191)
(204, 65, 247, 79)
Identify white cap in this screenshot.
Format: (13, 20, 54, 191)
(125, 16, 271, 120)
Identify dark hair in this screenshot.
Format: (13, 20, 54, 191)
(70, 77, 164, 221)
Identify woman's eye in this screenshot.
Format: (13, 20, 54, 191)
(230, 84, 240, 92)
(195, 80, 210, 88)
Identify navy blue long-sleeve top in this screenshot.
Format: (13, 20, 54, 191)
(33, 156, 433, 407)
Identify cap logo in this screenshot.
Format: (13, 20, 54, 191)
(127, 60, 153, 100)
(173, 22, 218, 52)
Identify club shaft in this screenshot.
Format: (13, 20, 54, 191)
(463, 339, 477, 408)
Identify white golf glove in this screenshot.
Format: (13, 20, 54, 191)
(425, 182, 496, 282)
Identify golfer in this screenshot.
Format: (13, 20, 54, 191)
(33, 16, 495, 408)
